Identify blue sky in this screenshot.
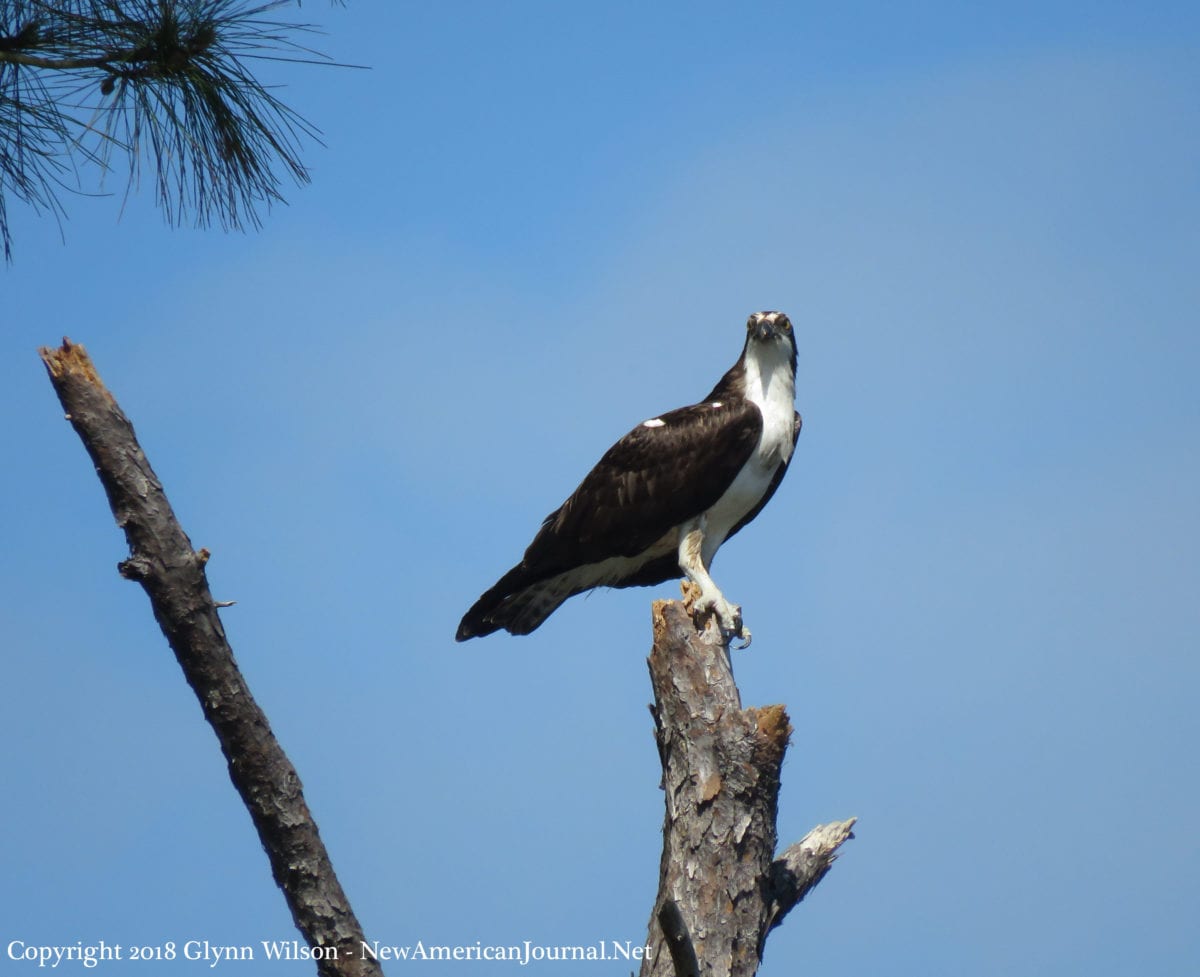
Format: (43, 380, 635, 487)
(3, 2, 1198, 975)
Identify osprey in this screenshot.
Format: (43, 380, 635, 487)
(456, 311, 801, 646)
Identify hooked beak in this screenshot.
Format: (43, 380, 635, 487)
(754, 318, 777, 341)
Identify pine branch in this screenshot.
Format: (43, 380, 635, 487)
(0, 1, 346, 259)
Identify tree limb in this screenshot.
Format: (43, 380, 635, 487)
(0, 49, 111, 69)
(641, 596, 854, 977)
(38, 338, 381, 977)
(1, 1, 338, 260)
(764, 818, 857, 946)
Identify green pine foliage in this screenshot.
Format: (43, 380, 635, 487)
(0, 1, 340, 259)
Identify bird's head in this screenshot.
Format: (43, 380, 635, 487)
(747, 310, 793, 342)
(745, 310, 797, 374)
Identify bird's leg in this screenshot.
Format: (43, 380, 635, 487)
(678, 517, 751, 648)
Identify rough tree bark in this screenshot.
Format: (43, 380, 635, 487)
(39, 339, 381, 977)
(642, 595, 856, 977)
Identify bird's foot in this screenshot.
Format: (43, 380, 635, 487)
(695, 592, 752, 649)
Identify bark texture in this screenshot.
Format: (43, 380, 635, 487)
(642, 597, 855, 977)
(39, 339, 381, 977)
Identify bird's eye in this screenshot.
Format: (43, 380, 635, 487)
(746, 315, 757, 330)
(780, 317, 792, 331)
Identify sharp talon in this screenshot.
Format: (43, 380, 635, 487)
(691, 590, 752, 648)
(713, 602, 751, 649)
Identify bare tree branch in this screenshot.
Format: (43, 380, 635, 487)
(764, 818, 858, 945)
(641, 594, 854, 977)
(38, 337, 382, 977)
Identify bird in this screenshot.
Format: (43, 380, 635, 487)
(456, 311, 801, 646)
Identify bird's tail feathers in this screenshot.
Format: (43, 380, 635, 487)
(455, 566, 573, 641)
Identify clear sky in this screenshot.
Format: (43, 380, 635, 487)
(3, 2, 1198, 975)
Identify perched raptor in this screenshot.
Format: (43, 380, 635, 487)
(456, 311, 801, 645)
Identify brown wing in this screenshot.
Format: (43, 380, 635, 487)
(455, 400, 763, 640)
(521, 399, 763, 575)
